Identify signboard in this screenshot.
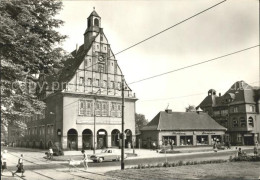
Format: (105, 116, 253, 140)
(244, 134, 252, 137)
(202, 132, 216, 135)
(172, 132, 186, 135)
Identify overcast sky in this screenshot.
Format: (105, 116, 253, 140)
(57, 0, 259, 121)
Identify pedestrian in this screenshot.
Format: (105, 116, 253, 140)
(238, 147, 242, 157)
(255, 140, 258, 147)
(170, 140, 174, 150)
(152, 142, 156, 150)
(1, 150, 7, 175)
(254, 146, 258, 156)
(12, 154, 25, 177)
(49, 147, 53, 160)
(81, 150, 88, 170)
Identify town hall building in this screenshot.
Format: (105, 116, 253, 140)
(10, 9, 137, 150)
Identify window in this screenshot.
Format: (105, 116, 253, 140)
(110, 81, 114, 88)
(118, 82, 121, 89)
(79, 77, 84, 85)
(97, 45, 99, 49)
(86, 101, 92, 116)
(28, 128, 30, 135)
(99, 64, 104, 73)
(240, 117, 246, 127)
(100, 35, 103, 41)
(248, 117, 254, 127)
(249, 105, 255, 112)
(87, 78, 92, 86)
(94, 18, 99, 26)
(234, 107, 238, 113)
(35, 127, 37, 135)
(96, 79, 100, 87)
(233, 118, 238, 127)
(111, 62, 113, 66)
(103, 80, 107, 88)
(213, 111, 220, 116)
(104, 47, 106, 51)
(221, 110, 228, 115)
(237, 133, 242, 142)
(79, 100, 85, 115)
(102, 102, 108, 116)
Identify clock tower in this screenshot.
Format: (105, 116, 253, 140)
(84, 7, 101, 49)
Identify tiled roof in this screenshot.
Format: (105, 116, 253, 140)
(59, 35, 97, 84)
(141, 111, 226, 131)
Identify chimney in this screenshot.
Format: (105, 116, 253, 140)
(165, 109, 172, 114)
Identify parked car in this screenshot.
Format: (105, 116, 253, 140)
(90, 149, 127, 163)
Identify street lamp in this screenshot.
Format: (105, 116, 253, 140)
(93, 89, 101, 154)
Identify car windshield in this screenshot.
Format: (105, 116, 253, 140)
(101, 149, 107, 153)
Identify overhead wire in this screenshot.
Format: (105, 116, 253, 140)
(128, 45, 259, 85)
(76, 0, 227, 73)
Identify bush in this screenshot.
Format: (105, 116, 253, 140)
(177, 160, 183, 166)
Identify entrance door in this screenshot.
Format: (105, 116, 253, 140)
(111, 129, 120, 147)
(97, 129, 107, 149)
(67, 129, 78, 150)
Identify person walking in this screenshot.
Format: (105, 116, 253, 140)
(81, 150, 88, 170)
(48, 147, 53, 160)
(1, 150, 7, 175)
(12, 154, 25, 177)
(254, 145, 258, 156)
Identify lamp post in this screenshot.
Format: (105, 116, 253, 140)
(93, 89, 101, 154)
(121, 76, 125, 170)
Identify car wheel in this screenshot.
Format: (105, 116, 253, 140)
(98, 158, 103, 163)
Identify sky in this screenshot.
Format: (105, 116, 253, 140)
(56, 0, 259, 121)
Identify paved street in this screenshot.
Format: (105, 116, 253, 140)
(1, 146, 255, 180)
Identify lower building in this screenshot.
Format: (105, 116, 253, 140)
(140, 109, 226, 148)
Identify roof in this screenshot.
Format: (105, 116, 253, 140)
(59, 35, 97, 84)
(89, 10, 100, 18)
(141, 111, 226, 131)
(198, 81, 259, 108)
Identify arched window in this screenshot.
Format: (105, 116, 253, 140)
(248, 117, 254, 127)
(94, 18, 99, 26)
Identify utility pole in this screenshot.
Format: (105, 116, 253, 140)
(121, 76, 125, 170)
(93, 96, 96, 154)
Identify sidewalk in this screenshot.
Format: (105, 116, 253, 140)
(52, 145, 255, 161)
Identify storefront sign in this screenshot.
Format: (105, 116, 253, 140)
(202, 131, 216, 135)
(172, 132, 186, 135)
(244, 134, 252, 137)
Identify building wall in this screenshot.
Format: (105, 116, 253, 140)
(62, 94, 136, 149)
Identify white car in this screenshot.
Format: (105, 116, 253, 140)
(90, 149, 127, 163)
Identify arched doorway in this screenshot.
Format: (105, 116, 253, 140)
(97, 129, 107, 149)
(82, 129, 93, 150)
(125, 129, 132, 148)
(40, 141, 43, 149)
(67, 129, 78, 150)
(111, 129, 120, 147)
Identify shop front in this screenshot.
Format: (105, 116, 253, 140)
(141, 110, 227, 148)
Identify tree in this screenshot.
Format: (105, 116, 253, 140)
(0, 0, 68, 128)
(135, 113, 148, 134)
(185, 105, 196, 112)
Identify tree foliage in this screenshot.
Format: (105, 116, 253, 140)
(0, 0, 67, 126)
(185, 105, 196, 112)
(135, 113, 148, 134)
